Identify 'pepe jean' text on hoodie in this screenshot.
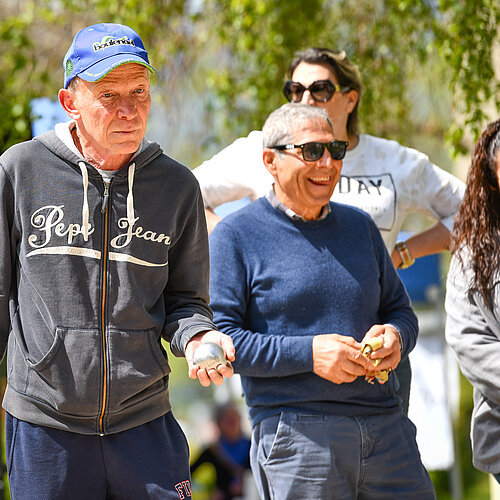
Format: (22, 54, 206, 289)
(26, 204, 171, 267)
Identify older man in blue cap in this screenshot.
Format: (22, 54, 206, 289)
(0, 23, 234, 499)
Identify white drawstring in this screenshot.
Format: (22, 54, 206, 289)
(127, 163, 136, 227)
(78, 161, 136, 242)
(78, 162, 90, 241)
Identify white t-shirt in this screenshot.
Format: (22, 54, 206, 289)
(193, 131, 465, 251)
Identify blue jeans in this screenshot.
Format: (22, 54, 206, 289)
(6, 412, 192, 500)
(251, 411, 436, 500)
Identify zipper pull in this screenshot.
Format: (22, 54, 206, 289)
(101, 180, 111, 214)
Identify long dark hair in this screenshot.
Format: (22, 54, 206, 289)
(451, 119, 500, 302)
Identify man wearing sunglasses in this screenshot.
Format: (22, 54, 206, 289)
(208, 103, 436, 499)
(193, 47, 465, 417)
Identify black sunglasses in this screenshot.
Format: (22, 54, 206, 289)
(283, 80, 350, 103)
(270, 140, 349, 161)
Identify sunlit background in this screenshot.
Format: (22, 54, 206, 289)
(2, 1, 500, 498)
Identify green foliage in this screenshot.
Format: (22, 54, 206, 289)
(201, 0, 328, 136)
(436, 0, 500, 155)
(451, 373, 492, 499)
(0, 0, 200, 153)
(199, 0, 500, 154)
(0, 0, 498, 156)
(323, 0, 437, 140)
(190, 462, 217, 500)
(0, 16, 41, 151)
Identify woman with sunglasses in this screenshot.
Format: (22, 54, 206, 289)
(193, 48, 465, 415)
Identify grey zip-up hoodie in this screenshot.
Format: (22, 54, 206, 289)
(0, 130, 216, 435)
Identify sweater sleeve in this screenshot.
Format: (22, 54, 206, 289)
(209, 221, 314, 377)
(192, 131, 267, 209)
(372, 222, 419, 358)
(0, 162, 15, 360)
(445, 253, 500, 405)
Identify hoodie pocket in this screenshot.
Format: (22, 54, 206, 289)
(8, 325, 170, 418)
(12, 326, 102, 416)
(105, 327, 171, 413)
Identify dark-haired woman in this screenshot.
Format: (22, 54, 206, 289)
(445, 119, 500, 483)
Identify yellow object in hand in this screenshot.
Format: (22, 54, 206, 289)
(360, 337, 389, 384)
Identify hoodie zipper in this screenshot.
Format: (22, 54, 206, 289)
(98, 179, 112, 435)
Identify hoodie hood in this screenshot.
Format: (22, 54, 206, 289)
(35, 129, 163, 179)
(0, 130, 216, 435)
(36, 130, 163, 243)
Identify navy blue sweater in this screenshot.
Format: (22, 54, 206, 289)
(209, 198, 418, 426)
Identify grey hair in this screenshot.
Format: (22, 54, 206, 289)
(262, 103, 333, 149)
(67, 76, 82, 93)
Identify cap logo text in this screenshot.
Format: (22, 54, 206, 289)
(93, 36, 135, 52)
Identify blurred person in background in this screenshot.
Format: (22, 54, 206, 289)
(191, 403, 251, 500)
(445, 119, 500, 484)
(193, 47, 465, 416)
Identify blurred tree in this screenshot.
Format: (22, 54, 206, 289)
(0, 0, 200, 153)
(0, 8, 41, 152)
(200, 0, 500, 154)
(435, 0, 500, 155)
(0, 0, 498, 156)
(0, 3, 497, 498)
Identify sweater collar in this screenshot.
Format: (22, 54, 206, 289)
(265, 186, 331, 222)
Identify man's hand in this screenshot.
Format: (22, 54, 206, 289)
(186, 330, 235, 387)
(312, 334, 373, 384)
(361, 324, 402, 373)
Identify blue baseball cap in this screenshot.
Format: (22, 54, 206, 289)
(63, 23, 155, 88)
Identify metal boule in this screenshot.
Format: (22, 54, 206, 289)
(193, 342, 227, 370)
